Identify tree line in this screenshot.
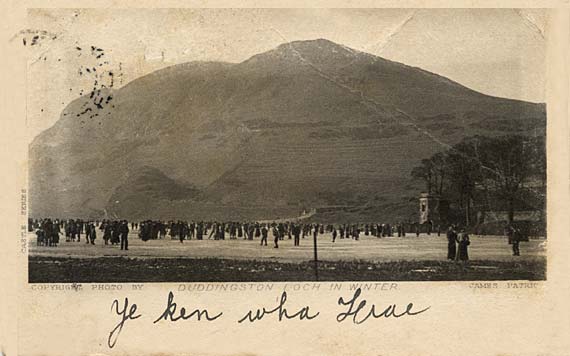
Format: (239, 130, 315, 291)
(411, 135, 545, 226)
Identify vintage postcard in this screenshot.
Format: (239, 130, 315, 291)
(1, 2, 569, 356)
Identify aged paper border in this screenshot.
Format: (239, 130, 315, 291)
(1, 1, 569, 356)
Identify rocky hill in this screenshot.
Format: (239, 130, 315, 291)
(29, 39, 546, 222)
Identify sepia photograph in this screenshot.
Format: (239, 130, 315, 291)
(25, 8, 547, 283)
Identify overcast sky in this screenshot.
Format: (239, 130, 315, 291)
(25, 8, 547, 137)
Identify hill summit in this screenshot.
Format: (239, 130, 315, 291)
(29, 39, 545, 222)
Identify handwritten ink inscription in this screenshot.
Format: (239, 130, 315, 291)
(238, 291, 319, 323)
(108, 297, 141, 348)
(337, 287, 430, 324)
(153, 291, 223, 323)
(108, 288, 430, 348)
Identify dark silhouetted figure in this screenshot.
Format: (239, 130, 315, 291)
(273, 226, 279, 248)
(260, 226, 268, 246)
(119, 220, 129, 250)
(457, 231, 470, 261)
(446, 226, 457, 260)
(507, 225, 521, 256)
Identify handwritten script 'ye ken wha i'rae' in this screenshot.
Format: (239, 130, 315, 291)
(107, 288, 430, 348)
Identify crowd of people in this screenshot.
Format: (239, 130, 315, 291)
(31, 218, 130, 250)
(29, 218, 525, 259)
(30, 219, 416, 248)
(135, 220, 418, 245)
